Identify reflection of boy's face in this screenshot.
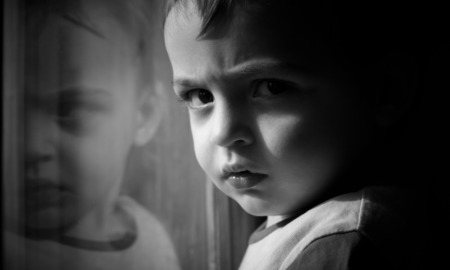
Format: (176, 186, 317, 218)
(165, 5, 378, 217)
(22, 14, 146, 230)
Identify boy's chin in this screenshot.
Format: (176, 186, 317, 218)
(235, 196, 277, 217)
(235, 194, 300, 219)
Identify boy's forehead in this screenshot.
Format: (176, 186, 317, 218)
(166, 2, 341, 74)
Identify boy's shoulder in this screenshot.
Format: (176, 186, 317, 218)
(240, 186, 428, 270)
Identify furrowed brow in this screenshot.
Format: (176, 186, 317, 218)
(171, 77, 208, 91)
(227, 59, 312, 79)
(171, 59, 313, 88)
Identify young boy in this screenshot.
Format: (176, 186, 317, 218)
(4, 0, 180, 269)
(164, 0, 437, 269)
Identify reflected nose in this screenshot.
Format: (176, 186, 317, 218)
(25, 111, 57, 169)
(209, 101, 254, 148)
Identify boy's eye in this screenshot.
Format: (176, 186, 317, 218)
(253, 80, 291, 98)
(183, 89, 214, 108)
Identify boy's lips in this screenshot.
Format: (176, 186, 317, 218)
(221, 164, 268, 190)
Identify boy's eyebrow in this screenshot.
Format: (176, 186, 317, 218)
(172, 78, 199, 88)
(172, 59, 313, 87)
(228, 59, 313, 78)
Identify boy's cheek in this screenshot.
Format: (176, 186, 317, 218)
(193, 139, 212, 172)
(192, 129, 208, 161)
(190, 122, 210, 153)
(192, 135, 223, 184)
(259, 115, 303, 148)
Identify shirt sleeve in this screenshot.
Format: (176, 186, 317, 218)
(285, 231, 399, 270)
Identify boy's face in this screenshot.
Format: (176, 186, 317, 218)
(165, 5, 377, 217)
(20, 13, 150, 230)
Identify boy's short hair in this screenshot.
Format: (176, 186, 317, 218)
(25, 0, 163, 93)
(166, 0, 274, 37)
(165, 0, 442, 67)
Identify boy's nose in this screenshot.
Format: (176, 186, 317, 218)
(209, 102, 254, 148)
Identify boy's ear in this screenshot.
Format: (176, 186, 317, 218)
(133, 81, 164, 146)
(374, 51, 418, 127)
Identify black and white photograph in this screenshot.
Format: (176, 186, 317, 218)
(3, 0, 449, 269)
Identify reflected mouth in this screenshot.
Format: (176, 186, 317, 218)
(22, 181, 70, 210)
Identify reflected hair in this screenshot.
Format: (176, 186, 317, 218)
(25, 0, 163, 93)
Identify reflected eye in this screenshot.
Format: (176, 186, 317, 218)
(183, 89, 214, 108)
(58, 101, 84, 119)
(56, 98, 109, 132)
(55, 100, 94, 130)
(57, 99, 102, 121)
(254, 80, 292, 98)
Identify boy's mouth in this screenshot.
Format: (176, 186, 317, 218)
(222, 167, 267, 190)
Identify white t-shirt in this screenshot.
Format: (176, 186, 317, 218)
(239, 186, 427, 270)
(4, 196, 180, 270)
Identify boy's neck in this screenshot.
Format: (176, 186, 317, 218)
(266, 215, 295, 228)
